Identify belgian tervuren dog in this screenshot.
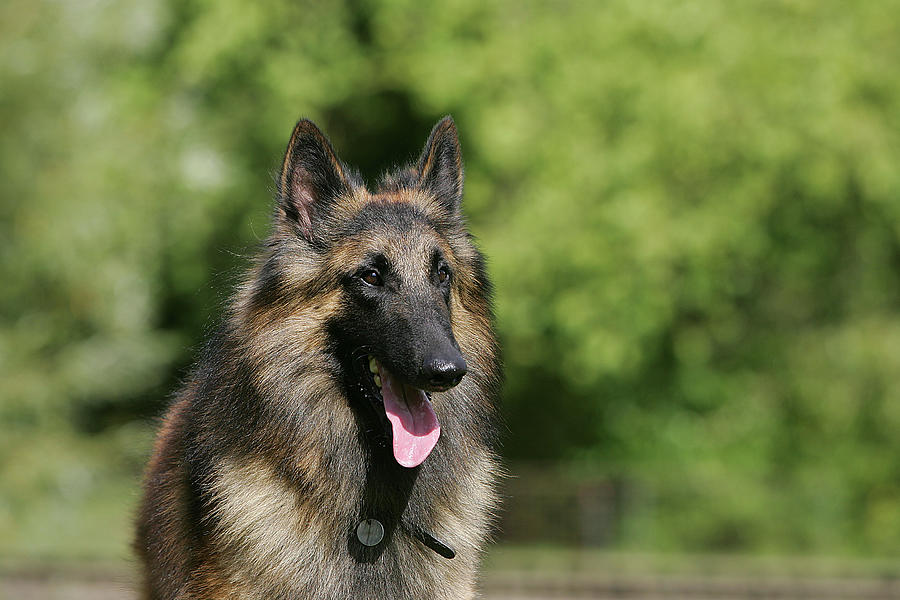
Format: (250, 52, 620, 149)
(136, 116, 502, 599)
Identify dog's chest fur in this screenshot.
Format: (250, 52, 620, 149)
(193, 418, 498, 600)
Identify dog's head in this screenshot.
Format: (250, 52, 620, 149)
(253, 117, 489, 468)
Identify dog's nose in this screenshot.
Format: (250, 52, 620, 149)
(423, 354, 467, 390)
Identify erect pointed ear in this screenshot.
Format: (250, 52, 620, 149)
(277, 119, 350, 239)
(416, 116, 464, 213)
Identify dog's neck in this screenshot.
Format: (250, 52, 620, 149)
(349, 444, 455, 562)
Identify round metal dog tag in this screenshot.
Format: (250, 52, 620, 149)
(356, 519, 384, 547)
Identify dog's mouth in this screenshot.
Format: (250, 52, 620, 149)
(355, 355, 440, 468)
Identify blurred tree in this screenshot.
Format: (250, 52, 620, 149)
(1, 0, 900, 558)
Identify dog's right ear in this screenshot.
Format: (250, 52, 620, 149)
(277, 119, 350, 240)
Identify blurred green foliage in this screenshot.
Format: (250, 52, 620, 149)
(2, 0, 900, 559)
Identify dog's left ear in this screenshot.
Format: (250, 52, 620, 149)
(416, 116, 464, 214)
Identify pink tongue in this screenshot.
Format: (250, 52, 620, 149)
(380, 367, 440, 468)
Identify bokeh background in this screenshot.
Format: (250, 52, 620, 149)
(3, 0, 900, 596)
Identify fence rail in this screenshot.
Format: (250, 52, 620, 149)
(483, 572, 900, 599)
(3, 565, 900, 600)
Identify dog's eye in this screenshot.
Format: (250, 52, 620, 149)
(361, 269, 383, 286)
(437, 265, 450, 284)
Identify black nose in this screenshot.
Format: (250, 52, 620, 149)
(422, 353, 467, 391)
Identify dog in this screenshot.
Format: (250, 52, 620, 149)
(135, 116, 502, 599)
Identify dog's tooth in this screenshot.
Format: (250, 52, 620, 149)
(369, 356, 378, 374)
(374, 374, 382, 388)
